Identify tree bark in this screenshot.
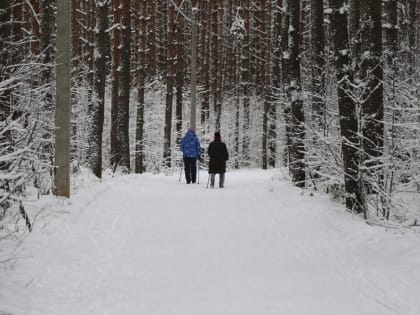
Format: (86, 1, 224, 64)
(135, 0, 147, 174)
(280, 0, 291, 167)
(288, 0, 305, 187)
(110, 0, 120, 169)
(163, 0, 175, 168)
(175, 0, 185, 143)
(360, 0, 384, 183)
(310, 0, 325, 125)
(383, 0, 398, 68)
(329, 0, 363, 212)
(116, 0, 131, 172)
(88, 0, 109, 178)
(241, 0, 251, 167)
(200, 0, 210, 133)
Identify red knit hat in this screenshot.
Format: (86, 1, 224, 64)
(215, 132, 221, 140)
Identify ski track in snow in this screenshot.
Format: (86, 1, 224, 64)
(1, 169, 420, 315)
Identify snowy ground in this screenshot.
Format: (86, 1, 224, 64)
(1, 169, 420, 315)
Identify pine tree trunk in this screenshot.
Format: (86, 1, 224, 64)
(267, 2, 276, 168)
(200, 0, 210, 133)
(175, 0, 185, 144)
(0, 0, 11, 124)
(215, 1, 223, 130)
(288, 0, 305, 187)
(349, 0, 361, 74)
(135, 0, 146, 174)
(310, 0, 325, 125)
(262, 2, 274, 169)
(163, 1, 175, 168)
(87, 0, 95, 95)
(270, 0, 283, 168)
(262, 1, 268, 170)
(360, 0, 384, 186)
(211, 1, 219, 129)
(29, 0, 40, 55)
(241, 0, 251, 167)
(40, 0, 54, 172)
(116, 0, 131, 172)
(329, 0, 363, 212)
(157, 0, 167, 79)
(280, 0, 291, 167)
(88, 0, 109, 178)
(147, 0, 156, 78)
(383, 0, 398, 68)
(71, 0, 80, 70)
(40, 0, 53, 69)
(110, 0, 120, 169)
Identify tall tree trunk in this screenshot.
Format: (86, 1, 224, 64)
(241, 0, 251, 167)
(383, 0, 398, 68)
(262, 1, 274, 169)
(110, 0, 120, 169)
(200, 0, 210, 134)
(12, 1, 23, 59)
(270, 0, 283, 168)
(267, 3, 276, 168)
(135, 0, 146, 174)
(211, 0, 219, 130)
(280, 0, 291, 167)
(40, 0, 54, 173)
(329, 0, 363, 213)
(175, 0, 185, 144)
(31, 0, 40, 55)
(215, 1, 223, 130)
(163, 0, 175, 168)
(0, 0, 11, 123)
(71, 0, 81, 70)
(157, 0, 167, 79)
(262, 1, 268, 169)
(310, 0, 325, 126)
(40, 0, 53, 70)
(349, 0, 361, 74)
(0, 0, 13, 195)
(88, 0, 109, 178)
(360, 0, 384, 187)
(88, 0, 95, 91)
(116, 0, 131, 172)
(147, 0, 156, 78)
(288, 0, 305, 187)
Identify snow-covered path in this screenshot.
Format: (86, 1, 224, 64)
(1, 169, 420, 315)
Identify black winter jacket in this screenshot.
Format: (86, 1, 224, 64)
(208, 140, 229, 173)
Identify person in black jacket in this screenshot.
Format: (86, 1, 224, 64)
(208, 132, 229, 188)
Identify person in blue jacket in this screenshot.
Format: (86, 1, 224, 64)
(180, 128, 201, 184)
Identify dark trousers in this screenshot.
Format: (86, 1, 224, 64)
(183, 157, 197, 183)
(210, 173, 225, 188)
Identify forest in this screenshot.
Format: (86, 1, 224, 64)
(1, 0, 420, 232)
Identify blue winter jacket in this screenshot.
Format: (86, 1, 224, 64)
(181, 130, 201, 159)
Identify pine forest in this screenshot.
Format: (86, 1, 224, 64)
(1, 0, 420, 230)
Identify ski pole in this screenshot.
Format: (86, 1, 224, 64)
(179, 160, 183, 182)
(197, 159, 200, 184)
(206, 173, 210, 188)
